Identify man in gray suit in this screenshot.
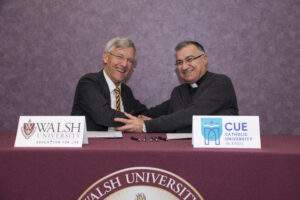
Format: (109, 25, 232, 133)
(71, 37, 147, 131)
(115, 40, 238, 133)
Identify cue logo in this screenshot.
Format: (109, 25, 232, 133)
(21, 119, 36, 139)
(201, 118, 222, 145)
(78, 167, 205, 200)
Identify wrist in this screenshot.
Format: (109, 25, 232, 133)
(142, 122, 147, 132)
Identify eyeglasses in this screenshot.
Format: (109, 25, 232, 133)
(109, 52, 136, 66)
(175, 54, 204, 67)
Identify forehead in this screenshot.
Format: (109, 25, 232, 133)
(111, 47, 135, 58)
(176, 45, 202, 59)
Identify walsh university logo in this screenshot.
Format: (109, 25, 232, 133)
(21, 119, 36, 139)
(78, 167, 204, 200)
(201, 118, 222, 145)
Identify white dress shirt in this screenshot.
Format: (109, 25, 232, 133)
(103, 70, 124, 131)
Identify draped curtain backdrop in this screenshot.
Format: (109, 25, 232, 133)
(0, 0, 299, 134)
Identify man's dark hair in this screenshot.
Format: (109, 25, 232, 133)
(175, 41, 205, 52)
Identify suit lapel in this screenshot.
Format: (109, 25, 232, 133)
(98, 70, 111, 103)
(121, 85, 129, 112)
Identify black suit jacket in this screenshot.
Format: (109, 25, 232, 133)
(71, 70, 147, 131)
(144, 71, 239, 133)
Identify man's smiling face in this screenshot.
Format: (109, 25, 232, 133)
(175, 44, 208, 84)
(103, 47, 135, 85)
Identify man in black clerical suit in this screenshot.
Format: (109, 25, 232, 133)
(115, 40, 238, 133)
(71, 37, 147, 131)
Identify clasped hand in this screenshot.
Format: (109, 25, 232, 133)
(114, 113, 151, 132)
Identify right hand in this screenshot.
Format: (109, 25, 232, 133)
(138, 115, 152, 121)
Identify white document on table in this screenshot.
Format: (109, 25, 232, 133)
(86, 131, 123, 138)
(166, 133, 192, 140)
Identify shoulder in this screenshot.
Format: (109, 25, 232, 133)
(75, 71, 106, 86)
(207, 72, 233, 86)
(75, 71, 106, 91)
(79, 72, 102, 82)
(208, 71, 231, 81)
(174, 83, 187, 90)
(170, 83, 189, 95)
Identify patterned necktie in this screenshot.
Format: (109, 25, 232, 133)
(114, 86, 121, 111)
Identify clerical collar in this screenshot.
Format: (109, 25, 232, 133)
(189, 71, 209, 88)
(190, 83, 198, 88)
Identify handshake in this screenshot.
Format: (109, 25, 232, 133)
(114, 114, 152, 133)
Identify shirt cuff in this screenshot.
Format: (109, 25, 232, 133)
(142, 123, 147, 133)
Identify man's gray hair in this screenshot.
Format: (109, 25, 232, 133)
(104, 37, 136, 53)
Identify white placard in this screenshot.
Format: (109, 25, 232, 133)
(166, 133, 192, 140)
(86, 131, 123, 138)
(15, 116, 86, 147)
(192, 116, 261, 148)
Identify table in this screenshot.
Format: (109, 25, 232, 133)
(0, 132, 300, 200)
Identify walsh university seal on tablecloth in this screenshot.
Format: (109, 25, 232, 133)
(78, 167, 204, 200)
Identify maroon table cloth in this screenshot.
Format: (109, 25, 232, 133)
(0, 132, 300, 200)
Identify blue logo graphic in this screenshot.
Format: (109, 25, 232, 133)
(201, 118, 223, 145)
